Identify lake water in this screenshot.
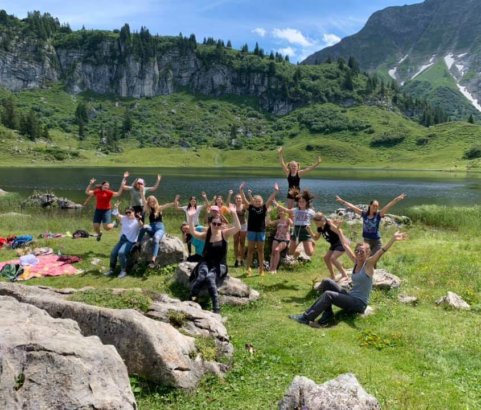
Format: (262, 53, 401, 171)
(0, 167, 480, 213)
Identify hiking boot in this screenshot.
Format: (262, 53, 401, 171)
(213, 307, 221, 314)
(118, 270, 127, 279)
(288, 314, 309, 325)
(96, 233, 102, 242)
(104, 269, 114, 276)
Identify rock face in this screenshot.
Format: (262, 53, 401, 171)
(146, 293, 234, 360)
(0, 283, 228, 389)
(134, 234, 187, 268)
(279, 373, 380, 410)
(175, 262, 260, 306)
(436, 291, 470, 310)
(0, 295, 136, 410)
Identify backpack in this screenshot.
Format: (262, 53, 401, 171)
(11, 235, 34, 249)
(72, 230, 91, 239)
(0, 263, 24, 281)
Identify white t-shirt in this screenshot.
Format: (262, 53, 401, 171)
(293, 208, 315, 226)
(120, 216, 141, 242)
(181, 205, 203, 225)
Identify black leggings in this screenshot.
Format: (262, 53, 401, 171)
(304, 279, 366, 321)
(189, 262, 226, 311)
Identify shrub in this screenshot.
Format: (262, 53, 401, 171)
(370, 133, 405, 148)
(463, 145, 481, 160)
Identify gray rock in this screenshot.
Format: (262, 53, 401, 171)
(0, 296, 136, 410)
(372, 269, 401, 290)
(436, 291, 470, 310)
(136, 234, 187, 268)
(278, 374, 380, 410)
(175, 262, 260, 306)
(0, 283, 221, 388)
(0, 188, 7, 196)
(398, 295, 418, 305)
(146, 294, 234, 362)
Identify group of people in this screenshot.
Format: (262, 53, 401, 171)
(84, 147, 408, 321)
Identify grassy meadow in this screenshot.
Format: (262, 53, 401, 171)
(0, 193, 480, 409)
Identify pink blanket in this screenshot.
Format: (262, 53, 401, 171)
(0, 254, 80, 281)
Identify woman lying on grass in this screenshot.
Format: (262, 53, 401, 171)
(336, 193, 407, 254)
(289, 229, 407, 328)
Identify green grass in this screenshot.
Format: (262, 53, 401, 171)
(0, 199, 480, 408)
(67, 288, 152, 312)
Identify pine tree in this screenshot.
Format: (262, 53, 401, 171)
(468, 114, 474, 124)
(1, 96, 19, 130)
(347, 56, 360, 75)
(226, 40, 232, 49)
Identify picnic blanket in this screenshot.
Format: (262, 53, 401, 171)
(0, 254, 80, 281)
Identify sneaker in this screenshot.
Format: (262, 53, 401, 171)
(118, 270, 127, 279)
(288, 314, 309, 325)
(104, 269, 114, 276)
(96, 232, 102, 242)
(148, 262, 156, 269)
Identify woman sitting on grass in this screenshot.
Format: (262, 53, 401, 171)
(336, 193, 407, 254)
(289, 229, 407, 327)
(85, 174, 126, 241)
(138, 194, 179, 268)
(240, 182, 279, 277)
(307, 212, 349, 282)
(187, 203, 241, 313)
(278, 146, 321, 208)
(106, 204, 143, 279)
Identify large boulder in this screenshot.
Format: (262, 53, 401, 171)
(0, 296, 136, 410)
(133, 234, 186, 268)
(436, 291, 470, 310)
(146, 293, 234, 363)
(21, 192, 82, 209)
(0, 283, 225, 389)
(175, 262, 260, 306)
(278, 374, 380, 410)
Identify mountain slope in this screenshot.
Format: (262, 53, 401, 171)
(302, 0, 481, 119)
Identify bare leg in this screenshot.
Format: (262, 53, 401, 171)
(323, 250, 336, 279)
(233, 232, 241, 261)
(246, 241, 256, 276)
(104, 223, 114, 231)
(330, 250, 348, 278)
(288, 239, 297, 256)
(257, 241, 265, 275)
(93, 222, 101, 236)
(303, 240, 314, 257)
(238, 231, 246, 264)
(269, 240, 287, 272)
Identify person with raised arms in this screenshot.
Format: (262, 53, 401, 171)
(278, 146, 321, 208)
(307, 212, 349, 282)
(85, 173, 126, 241)
(227, 189, 248, 267)
(187, 203, 241, 313)
(122, 171, 161, 219)
(138, 194, 179, 268)
(175, 194, 208, 256)
(240, 182, 279, 277)
(336, 193, 407, 254)
(289, 229, 407, 327)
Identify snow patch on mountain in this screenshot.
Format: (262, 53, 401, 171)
(444, 54, 455, 70)
(457, 85, 481, 112)
(388, 67, 397, 79)
(411, 56, 436, 79)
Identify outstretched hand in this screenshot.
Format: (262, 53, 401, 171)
(277, 146, 284, 154)
(393, 231, 408, 241)
(174, 194, 180, 202)
(157, 174, 161, 181)
(335, 195, 343, 203)
(123, 171, 129, 178)
(89, 178, 96, 185)
(397, 193, 407, 201)
(113, 201, 120, 208)
(201, 191, 207, 199)
(239, 182, 246, 190)
(274, 182, 279, 191)
(228, 203, 237, 214)
(228, 189, 234, 195)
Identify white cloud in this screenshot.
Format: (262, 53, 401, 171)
(272, 28, 313, 47)
(252, 27, 267, 37)
(277, 47, 296, 58)
(322, 33, 341, 47)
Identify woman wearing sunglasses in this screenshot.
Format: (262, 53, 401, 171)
(187, 203, 241, 313)
(290, 229, 407, 327)
(122, 171, 161, 219)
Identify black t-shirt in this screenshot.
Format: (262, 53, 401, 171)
(149, 209, 163, 224)
(247, 204, 267, 232)
(317, 222, 340, 245)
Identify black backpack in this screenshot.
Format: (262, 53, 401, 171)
(72, 230, 91, 239)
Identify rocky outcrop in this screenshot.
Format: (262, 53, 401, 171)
(278, 373, 380, 410)
(175, 262, 260, 306)
(134, 234, 187, 268)
(0, 283, 229, 388)
(0, 295, 136, 410)
(21, 192, 82, 209)
(398, 294, 418, 305)
(436, 291, 470, 310)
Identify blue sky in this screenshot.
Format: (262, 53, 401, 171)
(0, 0, 421, 62)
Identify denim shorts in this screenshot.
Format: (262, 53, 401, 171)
(247, 231, 266, 242)
(93, 209, 112, 224)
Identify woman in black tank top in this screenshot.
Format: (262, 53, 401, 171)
(278, 146, 321, 208)
(187, 204, 241, 313)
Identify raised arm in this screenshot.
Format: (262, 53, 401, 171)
(272, 199, 294, 216)
(188, 208, 207, 240)
(337, 229, 356, 264)
(122, 171, 132, 191)
(238, 182, 251, 206)
(223, 203, 242, 238)
(112, 173, 128, 198)
(201, 191, 210, 207)
(149, 174, 162, 193)
(366, 231, 408, 272)
(306, 225, 320, 240)
(336, 195, 363, 215)
(226, 189, 233, 205)
(265, 183, 280, 208)
(111, 202, 123, 222)
(277, 146, 289, 175)
(380, 193, 407, 217)
(85, 178, 96, 195)
(298, 155, 321, 176)
(160, 195, 180, 211)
